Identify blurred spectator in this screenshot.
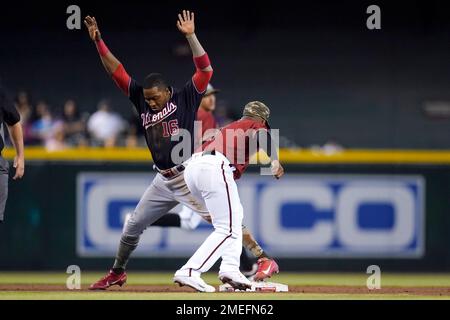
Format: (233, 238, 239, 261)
(45, 121, 68, 151)
(322, 139, 344, 154)
(125, 108, 145, 148)
(30, 101, 67, 150)
(14, 91, 32, 122)
(61, 99, 87, 147)
(14, 91, 34, 145)
(29, 101, 54, 142)
(196, 83, 219, 144)
(310, 139, 344, 155)
(87, 100, 126, 147)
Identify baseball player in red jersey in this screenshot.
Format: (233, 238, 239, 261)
(173, 101, 284, 291)
(152, 87, 280, 282)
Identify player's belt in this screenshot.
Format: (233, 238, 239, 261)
(155, 164, 185, 178)
(201, 150, 236, 171)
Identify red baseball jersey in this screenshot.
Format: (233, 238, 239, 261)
(202, 118, 267, 180)
(196, 107, 217, 143)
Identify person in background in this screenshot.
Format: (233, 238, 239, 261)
(30, 101, 67, 151)
(125, 108, 145, 148)
(87, 99, 126, 147)
(44, 121, 67, 151)
(29, 101, 55, 145)
(14, 91, 34, 145)
(61, 99, 87, 147)
(195, 83, 219, 144)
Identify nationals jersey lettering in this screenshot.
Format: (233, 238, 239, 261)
(129, 78, 204, 170)
(141, 102, 178, 129)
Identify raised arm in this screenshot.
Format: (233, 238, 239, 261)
(176, 10, 213, 92)
(84, 16, 131, 96)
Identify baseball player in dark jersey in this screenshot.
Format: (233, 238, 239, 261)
(85, 11, 215, 290)
(85, 12, 277, 292)
(0, 80, 25, 223)
(174, 101, 284, 291)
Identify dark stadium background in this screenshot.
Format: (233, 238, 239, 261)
(1, 0, 449, 148)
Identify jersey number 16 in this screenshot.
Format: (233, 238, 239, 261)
(162, 119, 179, 137)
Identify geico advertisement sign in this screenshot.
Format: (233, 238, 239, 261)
(77, 173, 424, 258)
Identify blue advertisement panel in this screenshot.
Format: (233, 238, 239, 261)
(77, 173, 424, 258)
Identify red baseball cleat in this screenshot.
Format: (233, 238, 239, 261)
(89, 270, 127, 290)
(253, 258, 279, 281)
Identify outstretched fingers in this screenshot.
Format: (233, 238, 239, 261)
(178, 13, 184, 23)
(84, 16, 95, 28)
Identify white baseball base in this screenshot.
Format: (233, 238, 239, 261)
(219, 281, 289, 292)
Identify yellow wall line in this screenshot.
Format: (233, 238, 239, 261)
(2, 147, 450, 165)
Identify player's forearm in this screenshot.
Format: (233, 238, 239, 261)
(258, 131, 279, 161)
(242, 226, 265, 258)
(95, 38, 121, 75)
(187, 33, 213, 92)
(6, 123, 24, 159)
(186, 33, 205, 57)
(186, 33, 213, 71)
(94, 38, 131, 96)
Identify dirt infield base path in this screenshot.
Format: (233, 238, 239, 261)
(1, 284, 450, 296)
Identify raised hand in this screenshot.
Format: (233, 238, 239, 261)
(84, 16, 101, 41)
(176, 10, 195, 36)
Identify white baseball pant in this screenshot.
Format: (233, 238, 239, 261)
(176, 151, 243, 276)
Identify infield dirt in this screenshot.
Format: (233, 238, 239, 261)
(1, 284, 449, 296)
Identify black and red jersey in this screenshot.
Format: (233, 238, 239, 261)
(129, 78, 204, 170)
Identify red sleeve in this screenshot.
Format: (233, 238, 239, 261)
(192, 53, 213, 93)
(95, 39, 109, 57)
(192, 69, 213, 93)
(112, 64, 131, 96)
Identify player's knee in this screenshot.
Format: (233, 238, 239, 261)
(122, 215, 146, 239)
(120, 234, 140, 247)
(212, 224, 240, 239)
